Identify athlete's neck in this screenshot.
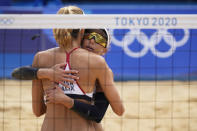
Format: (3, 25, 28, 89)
(60, 41, 79, 53)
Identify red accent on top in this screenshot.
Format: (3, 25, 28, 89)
(76, 80, 86, 94)
(66, 47, 79, 63)
(64, 47, 86, 95)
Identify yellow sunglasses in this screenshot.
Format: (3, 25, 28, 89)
(84, 32, 107, 48)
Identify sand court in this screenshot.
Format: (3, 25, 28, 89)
(0, 80, 197, 131)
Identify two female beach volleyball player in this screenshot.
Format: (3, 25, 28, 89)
(12, 28, 120, 126)
(12, 9, 124, 125)
(29, 6, 124, 131)
(12, 7, 124, 130)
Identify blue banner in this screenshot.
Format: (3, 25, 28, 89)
(83, 4, 197, 80)
(0, 4, 197, 80)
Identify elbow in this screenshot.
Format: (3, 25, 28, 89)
(32, 106, 45, 117)
(118, 108, 125, 116)
(94, 112, 103, 123)
(33, 110, 44, 117)
(115, 105, 125, 116)
(34, 112, 42, 117)
(111, 102, 125, 116)
(95, 118, 102, 123)
(116, 110, 124, 116)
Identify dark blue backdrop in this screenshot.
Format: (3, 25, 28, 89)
(0, 4, 197, 80)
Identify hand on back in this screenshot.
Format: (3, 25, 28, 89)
(44, 63, 79, 87)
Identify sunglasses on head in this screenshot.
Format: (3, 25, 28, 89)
(84, 32, 107, 48)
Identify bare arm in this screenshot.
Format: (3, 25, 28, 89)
(97, 59, 125, 116)
(32, 53, 46, 117)
(32, 79, 46, 117)
(12, 62, 109, 122)
(45, 84, 109, 123)
(12, 63, 79, 84)
(37, 63, 79, 86)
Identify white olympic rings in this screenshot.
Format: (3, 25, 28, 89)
(0, 17, 15, 25)
(110, 29, 189, 58)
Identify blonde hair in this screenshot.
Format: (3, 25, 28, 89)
(53, 6, 84, 49)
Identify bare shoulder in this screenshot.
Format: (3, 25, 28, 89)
(93, 55, 113, 75)
(32, 48, 57, 67)
(92, 54, 106, 66)
(35, 48, 57, 57)
(77, 48, 105, 63)
(75, 48, 110, 69)
(33, 50, 50, 62)
(90, 54, 111, 72)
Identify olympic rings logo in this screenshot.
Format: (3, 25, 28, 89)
(110, 29, 189, 58)
(0, 17, 15, 25)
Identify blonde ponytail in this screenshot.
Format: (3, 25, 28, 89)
(53, 6, 83, 49)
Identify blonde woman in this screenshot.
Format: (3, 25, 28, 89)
(32, 6, 124, 131)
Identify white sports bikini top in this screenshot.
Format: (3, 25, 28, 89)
(58, 48, 94, 102)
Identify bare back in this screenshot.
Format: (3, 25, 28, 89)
(32, 47, 105, 131)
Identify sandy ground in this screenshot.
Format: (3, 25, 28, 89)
(0, 80, 197, 131)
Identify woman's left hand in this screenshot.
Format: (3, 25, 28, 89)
(45, 84, 68, 105)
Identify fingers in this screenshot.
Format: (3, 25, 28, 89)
(45, 91, 56, 103)
(55, 85, 63, 91)
(45, 86, 59, 95)
(64, 70, 79, 74)
(45, 90, 53, 96)
(54, 84, 59, 89)
(54, 84, 64, 92)
(45, 95, 54, 104)
(45, 90, 64, 105)
(45, 87, 55, 93)
(44, 85, 66, 105)
(61, 77, 75, 83)
(63, 74, 79, 80)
